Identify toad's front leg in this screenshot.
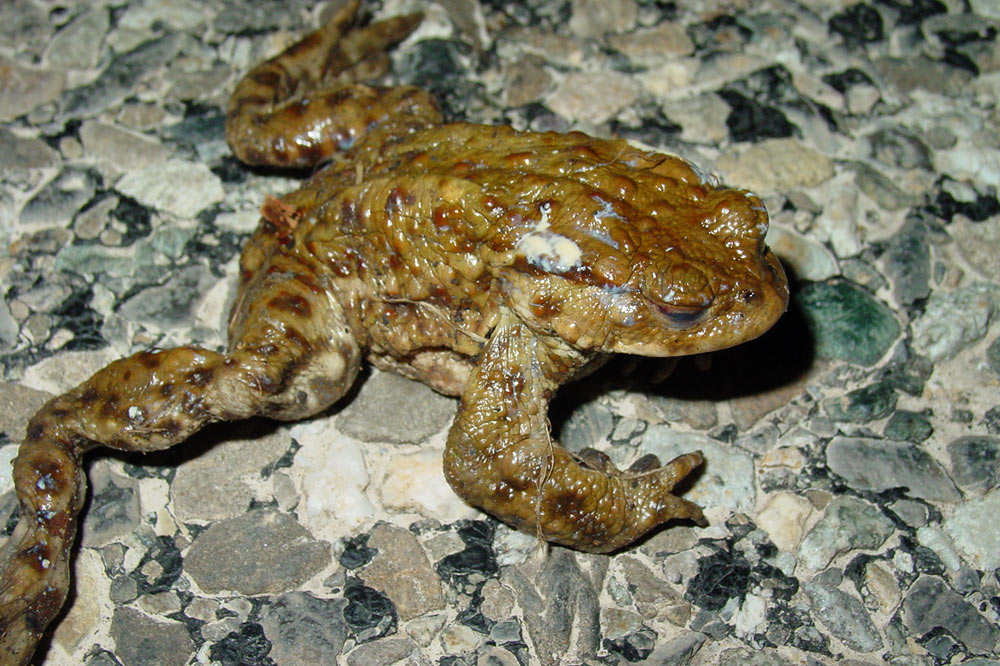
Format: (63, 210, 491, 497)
(0, 261, 360, 666)
(444, 314, 706, 554)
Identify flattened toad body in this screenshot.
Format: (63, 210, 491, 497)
(0, 2, 787, 663)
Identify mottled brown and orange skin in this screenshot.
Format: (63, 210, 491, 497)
(0, 1, 787, 663)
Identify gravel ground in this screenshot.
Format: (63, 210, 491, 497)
(1, 0, 999, 664)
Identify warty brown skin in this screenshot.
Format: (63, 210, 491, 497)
(0, 1, 788, 663)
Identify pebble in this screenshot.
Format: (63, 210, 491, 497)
(715, 138, 834, 195)
(44, 7, 109, 70)
(942, 487, 1000, 572)
(60, 35, 181, 119)
(950, 216, 1000, 282)
(336, 370, 454, 444)
(20, 167, 98, 230)
(881, 216, 931, 305)
(380, 449, 478, 522)
(110, 607, 194, 666)
(765, 223, 839, 282)
(798, 496, 895, 571)
(795, 280, 900, 366)
(346, 637, 421, 666)
(115, 159, 224, 219)
(756, 492, 813, 552)
(183, 509, 331, 595)
(641, 426, 755, 514)
(360, 523, 446, 621)
(545, 71, 641, 125)
(824, 381, 898, 423)
(947, 435, 1000, 493)
(502, 549, 602, 665)
(261, 592, 349, 666)
(912, 283, 1000, 362)
(79, 120, 170, 173)
(826, 436, 960, 502)
(803, 580, 883, 653)
(0, 56, 65, 122)
(170, 427, 290, 522)
(289, 419, 375, 543)
(0, 127, 60, 169)
(902, 576, 1000, 654)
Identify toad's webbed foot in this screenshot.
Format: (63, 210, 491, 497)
(0, 265, 360, 666)
(444, 315, 706, 554)
(225, 0, 441, 168)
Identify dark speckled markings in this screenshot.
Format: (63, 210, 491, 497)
(0, 1, 787, 663)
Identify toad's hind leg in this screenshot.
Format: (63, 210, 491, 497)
(0, 269, 360, 665)
(444, 316, 706, 554)
(225, 0, 441, 168)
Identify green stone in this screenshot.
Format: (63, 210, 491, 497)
(796, 281, 900, 366)
(825, 381, 898, 423)
(884, 410, 933, 442)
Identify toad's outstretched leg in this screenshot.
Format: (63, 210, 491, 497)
(444, 314, 706, 554)
(0, 257, 361, 665)
(225, 0, 440, 167)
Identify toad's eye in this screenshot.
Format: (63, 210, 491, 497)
(646, 263, 713, 329)
(654, 303, 707, 329)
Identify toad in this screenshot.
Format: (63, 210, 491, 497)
(0, 1, 787, 662)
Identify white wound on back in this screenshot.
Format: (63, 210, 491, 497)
(516, 202, 582, 274)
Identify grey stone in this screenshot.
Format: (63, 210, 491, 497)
(874, 56, 973, 96)
(882, 216, 931, 305)
(546, 71, 641, 125)
(336, 370, 454, 444)
(0, 0, 49, 55)
(20, 167, 98, 230)
(644, 630, 705, 665)
(826, 436, 960, 502)
(942, 487, 1000, 572)
(359, 523, 445, 621)
(765, 224, 839, 282)
(171, 427, 291, 523)
(184, 509, 331, 595)
(45, 7, 109, 70)
(80, 120, 170, 171)
(799, 496, 895, 571)
(261, 591, 349, 666)
(115, 159, 224, 219)
(475, 645, 520, 666)
(642, 426, 755, 513)
(717, 646, 790, 666)
(569, 0, 638, 37)
(79, 462, 141, 548)
(110, 607, 195, 666)
(60, 35, 181, 118)
(502, 548, 605, 665)
(117, 263, 215, 329)
(0, 382, 51, 444)
(912, 283, 1000, 362)
(947, 435, 1000, 493)
(795, 281, 900, 366)
(951, 216, 1000, 283)
(647, 394, 719, 431)
(867, 127, 932, 170)
(854, 163, 919, 211)
(803, 580, 883, 653)
(902, 576, 1000, 654)
(0, 127, 60, 169)
(560, 398, 616, 453)
(345, 637, 419, 666)
(988, 337, 1000, 378)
